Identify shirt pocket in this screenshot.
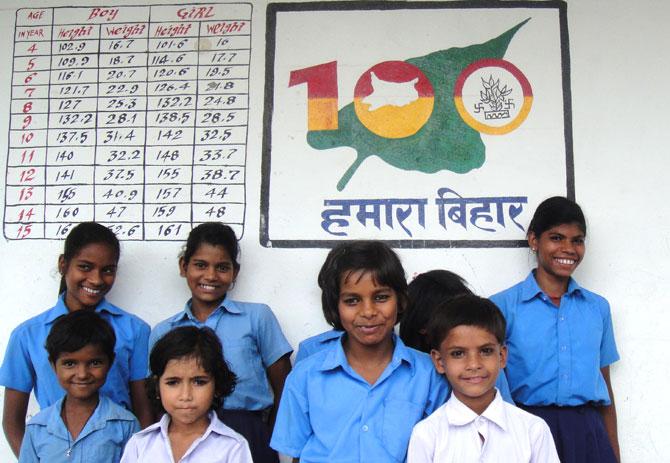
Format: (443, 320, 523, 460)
(382, 399, 424, 462)
(223, 337, 265, 385)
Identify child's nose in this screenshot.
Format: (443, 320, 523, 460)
(359, 299, 377, 317)
(76, 364, 90, 378)
(179, 384, 193, 400)
(466, 353, 482, 370)
(88, 270, 104, 285)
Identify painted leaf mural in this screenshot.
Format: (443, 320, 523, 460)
(306, 19, 529, 191)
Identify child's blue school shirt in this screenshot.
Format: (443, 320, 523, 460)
(270, 333, 450, 463)
(294, 329, 342, 363)
(149, 295, 293, 411)
(18, 395, 139, 463)
(0, 295, 150, 410)
(294, 329, 515, 403)
(491, 271, 619, 406)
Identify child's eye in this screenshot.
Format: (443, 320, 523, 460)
(374, 293, 390, 302)
(549, 234, 562, 242)
(90, 359, 106, 367)
(481, 347, 495, 356)
(102, 267, 117, 275)
(449, 350, 464, 359)
(194, 378, 211, 386)
(573, 237, 585, 245)
(78, 264, 91, 271)
(216, 264, 231, 273)
(342, 296, 359, 305)
(164, 379, 179, 386)
(61, 360, 76, 368)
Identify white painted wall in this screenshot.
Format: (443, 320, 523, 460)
(0, 0, 667, 461)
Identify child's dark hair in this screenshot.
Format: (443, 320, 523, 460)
(318, 240, 407, 330)
(400, 270, 473, 353)
(46, 310, 116, 364)
(527, 196, 587, 239)
(148, 326, 236, 413)
(427, 295, 506, 351)
(59, 222, 120, 294)
(181, 222, 240, 272)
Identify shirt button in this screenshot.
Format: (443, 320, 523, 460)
(559, 316, 565, 321)
(362, 425, 369, 432)
(560, 345, 567, 351)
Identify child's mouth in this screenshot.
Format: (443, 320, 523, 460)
(81, 286, 102, 295)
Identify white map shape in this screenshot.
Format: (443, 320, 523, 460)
(362, 72, 420, 111)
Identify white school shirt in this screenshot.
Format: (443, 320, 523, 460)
(120, 411, 252, 463)
(407, 389, 559, 463)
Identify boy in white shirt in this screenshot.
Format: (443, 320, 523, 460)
(407, 295, 559, 463)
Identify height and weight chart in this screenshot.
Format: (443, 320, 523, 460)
(5, 4, 251, 240)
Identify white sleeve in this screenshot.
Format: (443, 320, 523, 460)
(407, 421, 436, 463)
(226, 439, 254, 463)
(119, 434, 140, 463)
(529, 419, 560, 463)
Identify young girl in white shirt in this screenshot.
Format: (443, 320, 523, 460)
(120, 326, 252, 463)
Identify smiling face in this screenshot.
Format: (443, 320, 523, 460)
(53, 343, 111, 405)
(159, 356, 214, 432)
(338, 270, 398, 354)
(59, 243, 118, 311)
(431, 325, 507, 415)
(180, 243, 238, 316)
(529, 222, 585, 287)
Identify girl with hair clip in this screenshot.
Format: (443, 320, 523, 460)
(121, 326, 252, 462)
(149, 222, 292, 463)
(491, 196, 620, 462)
(271, 241, 449, 462)
(0, 222, 153, 457)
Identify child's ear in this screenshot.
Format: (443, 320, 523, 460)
(57, 254, 67, 275)
(527, 232, 538, 253)
(178, 257, 187, 277)
(499, 344, 508, 369)
(430, 348, 446, 375)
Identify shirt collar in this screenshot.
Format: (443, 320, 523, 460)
(158, 411, 238, 441)
(176, 294, 241, 323)
(318, 333, 416, 376)
(520, 270, 582, 302)
(42, 396, 131, 441)
(445, 388, 507, 432)
(44, 294, 121, 324)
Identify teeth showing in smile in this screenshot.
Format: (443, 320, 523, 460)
(82, 287, 101, 295)
(199, 284, 217, 291)
(555, 258, 575, 265)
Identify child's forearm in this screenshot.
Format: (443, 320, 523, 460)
(266, 353, 292, 430)
(600, 367, 620, 462)
(3, 388, 29, 457)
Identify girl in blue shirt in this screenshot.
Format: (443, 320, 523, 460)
(149, 222, 292, 463)
(491, 197, 620, 462)
(0, 222, 152, 457)
(271, 241, 449, 462)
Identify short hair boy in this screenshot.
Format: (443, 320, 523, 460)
(407, 295, 560, 463)
(18, 311, 139, 463)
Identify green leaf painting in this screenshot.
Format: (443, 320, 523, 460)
(307, 19, 529, 191)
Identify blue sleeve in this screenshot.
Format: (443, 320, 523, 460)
(599, 301, 619, 367)
(0, 324, 35, 393)
(17, 426, 38, 463)
(270, 369, 311, 457)
(253, 304, 293, 368)
(495, 371, 514, 403)
(424, 369, 450, 415)
(128, 318, 151, 382)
